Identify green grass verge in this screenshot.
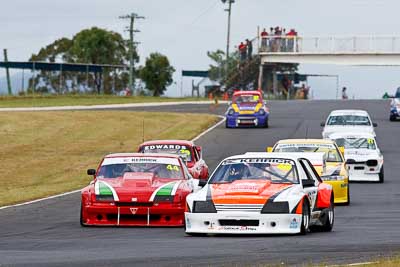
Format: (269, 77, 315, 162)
(0, 95, 209, 108)
(0, 111, 219, 206)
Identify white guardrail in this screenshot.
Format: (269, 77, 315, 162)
(259, 36, 400, 54)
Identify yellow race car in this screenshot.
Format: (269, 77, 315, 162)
(267, 139, 350, 205)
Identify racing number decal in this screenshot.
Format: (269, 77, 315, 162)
(180, 149, 190, 155)
(277, 163, 292, 171)
(166, 164, 180, 171)
(368, 138, 374, 144)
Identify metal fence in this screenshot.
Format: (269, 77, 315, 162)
(259, 36, 400, 54)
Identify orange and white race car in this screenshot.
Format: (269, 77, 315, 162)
(185, 153, 334, 235)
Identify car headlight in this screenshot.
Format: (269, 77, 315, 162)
(261, 201, 289, 214)
(193, 200, 217, 213)
(259, 109, 265, 115)
(228, 109, 235, 115)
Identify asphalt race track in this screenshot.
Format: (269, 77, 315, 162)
(1, 100, 400, 267)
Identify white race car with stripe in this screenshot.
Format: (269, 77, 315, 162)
(185, 153, 334, 235)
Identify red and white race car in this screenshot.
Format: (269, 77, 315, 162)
(138, 140, 209, 180)
(80, 153, 200, 226)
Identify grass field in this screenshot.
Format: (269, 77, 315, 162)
(0, 95, 209, 108)
(0, 111, 218, 206)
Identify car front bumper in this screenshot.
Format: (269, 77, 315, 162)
(226, 113, 269, 128)
(348, 164, 381, 182)
(82, 203, 185, 226)
(185, 212, 302, 234)
(390, 109, 400, 118)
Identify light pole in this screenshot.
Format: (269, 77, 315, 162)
(119, 13, 145, 96)
(222, 0, 234, 85)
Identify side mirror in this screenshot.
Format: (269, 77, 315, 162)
(338, 147, 345, 155)
(373, 122, 378, 127)
(266, 147, 273, 152)
(345, 159, 356, 164)
(198, 179, 207, 187)
(320, 122, 325, 127)
(302, 179, 315, 188)
(87, 169, 96, 176)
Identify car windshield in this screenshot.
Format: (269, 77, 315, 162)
(209, 158, 299, 184)
(327, 115, 371, 126)
(233, 94, 261, 104)
(334, 137, 376, 150)
(140, 144, 192, 162)
(97, 157, 183, 179)
(274, 143, 342, 163)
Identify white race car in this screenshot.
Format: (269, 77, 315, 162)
(330, 132, 384, 183)
(321, 110, 377, 139)
(185, 153, 334, 235)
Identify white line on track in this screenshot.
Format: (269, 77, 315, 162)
(0, 114, 225, 210)
(0, 100, 228, 112)
(326, 261, 378, 267)
(0, 189, 81, 210)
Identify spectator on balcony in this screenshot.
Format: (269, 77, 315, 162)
(282, 28, 287, 51)
(261, 28, 268, 49)
(286, 29, 297, 52)
(273, 26, 282, 52)
(239, 42, 247, 62)
(246, 39, 253, 60)
(269, 27, 274, 36)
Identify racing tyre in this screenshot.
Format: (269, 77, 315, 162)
(379, 166, 384, 183)
(264, 119, 269, 128)
(321, 196, 334, 232)
(225, 120, 231, 128)
(343, 185, 350, 206)
(300, 199, 310, 235)
(390, 116, 396, 121)
(80, 203, 87, 227)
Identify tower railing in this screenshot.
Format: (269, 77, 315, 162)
(259, 35, 400, 54)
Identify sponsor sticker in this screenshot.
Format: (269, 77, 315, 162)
(276, 143, 334, 149)
(102, 157, 180, 166)
(130, 208, 138, 215)
(289, 218, 299, 229)
(217, 226, 257, 231)
(227, 182, 261, 193)
(222, 158, 295, 165)
(144, 144, 187, 150)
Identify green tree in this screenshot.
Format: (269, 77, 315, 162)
(139, 53, 175, 96)
(207, 49, 239, 84)
(29, 27, 135, 94)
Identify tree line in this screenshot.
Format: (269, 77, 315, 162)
(29, 27, 174, 96)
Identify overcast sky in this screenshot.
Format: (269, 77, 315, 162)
(1, 0, 400, 98)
